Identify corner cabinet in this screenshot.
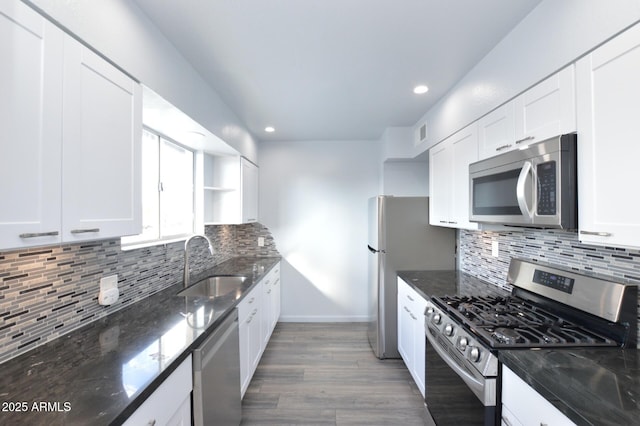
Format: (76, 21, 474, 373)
(397, 277, 427, 397)
(502, 365, 576, 426)
(429, 123, 479, 230)
(576, 22, 640, 249)
(0, 0, 141, 250)
(203, 155, 259, 225)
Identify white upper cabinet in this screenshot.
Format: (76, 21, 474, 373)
(429, 123, 479, 230)
(478, 102, 516, 159)
(478, 66, 576, 161)
(203, 155, 259, 225)
(514, 65, 576, 145)
(0, 1, 141, 250)
(62, 37, 142, 242)
(0, 2, 63, 249)
(241, 158, 259, 223)
(576, 23, 640, 249)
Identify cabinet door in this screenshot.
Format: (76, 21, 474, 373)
(241, 158, 259, 223)
(450, 124, 479, 230)
(0, 2, 63, 249)
(428, 141, 453, 226)
(576, 23, 640, 249)
(270, 267, 281, 331)
(397, 280, 412, 365)
(478, 102, 516, 160)
(62, 37, 142, 242)
(515, 66, 576, 145)
(413, 295, 427, 398)
(262, 278, 272, 347)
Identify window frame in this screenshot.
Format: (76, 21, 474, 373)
(121, 127, 198, 250)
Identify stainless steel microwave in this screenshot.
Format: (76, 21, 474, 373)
(469, 134, 577, 230)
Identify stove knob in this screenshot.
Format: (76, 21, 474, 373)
(432, 313, 442, 325)
(458, 337, 468, 351)
(444, 324, 454, 336)
(425, 307, 434, 316)
(469, 346, 482, 363)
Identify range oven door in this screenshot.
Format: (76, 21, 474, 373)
(425, 325, 497, 426)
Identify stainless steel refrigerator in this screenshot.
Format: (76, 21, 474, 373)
(367, 196, 455, 359)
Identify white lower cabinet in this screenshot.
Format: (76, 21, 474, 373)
(239, 262, 281, 398)
(397, 277, 427, 397)
(123, 354, 193, 426)
(238, 284, 262, 398)
(502, 366, 575, 426)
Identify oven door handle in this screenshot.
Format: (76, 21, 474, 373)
(425, 327, 493, 405)
(516, 161, 535, 221)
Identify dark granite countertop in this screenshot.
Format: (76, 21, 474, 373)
(397, 269, 510, 300)
(500, 349, 639, 426)
(0, 256, 280, 426)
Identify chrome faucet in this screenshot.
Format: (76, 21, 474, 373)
(183, 234, 215, 288)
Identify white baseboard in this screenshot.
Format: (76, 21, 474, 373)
(278, 315, 369, 323)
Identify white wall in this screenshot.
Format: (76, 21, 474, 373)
(259, 140, 381, 321)
(382, 161, 428, 196)
(413, 0, 640, 154)
(24, 0, 259, 162)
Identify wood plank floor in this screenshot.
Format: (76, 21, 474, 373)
(241, 322, 430, 425)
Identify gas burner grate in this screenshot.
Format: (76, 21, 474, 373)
(432, 294, 618, 348)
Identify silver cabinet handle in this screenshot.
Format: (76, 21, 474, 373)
(580, 230, 612, 237)
(447, 221, 457, 224)
(439, 220, 447, 224)
(502, 416, 513, 426)
(410, 313, 417, 320)
(19, 231, 59, 238)
(248, 297, 255, 304)
(515, 136, 535, 144)
(496, 144, 512, 151)
(404, 306, 410, 313)
(267, 289, 272, 294)
(70, 228, 100, 234)
(252, 308, 257, 315)
(406, 295, 414, 302)
(148, 420, 156, 426)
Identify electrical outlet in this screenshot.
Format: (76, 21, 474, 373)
(491, 241, 499, 258)
(258, 237, 265, 247)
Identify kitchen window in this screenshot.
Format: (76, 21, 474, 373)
(122, 128, 195, 248)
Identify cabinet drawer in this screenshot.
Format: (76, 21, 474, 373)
(502, 366, 576, 426)
(238, 285, 261, 321)
(123, 354, 192, 426)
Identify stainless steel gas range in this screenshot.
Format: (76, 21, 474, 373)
(424, 258, 638, 426)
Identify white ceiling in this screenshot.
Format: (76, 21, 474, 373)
(132, 0, 541, 142)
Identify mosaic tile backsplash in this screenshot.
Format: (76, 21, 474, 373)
(459, 228, 640, 346)
(0, 223, 279, 363)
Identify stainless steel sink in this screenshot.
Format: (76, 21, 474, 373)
(178, 275, 247, 298)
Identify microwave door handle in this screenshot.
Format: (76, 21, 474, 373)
(516, 161, 535, 221)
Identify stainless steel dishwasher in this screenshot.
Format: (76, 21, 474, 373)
(193, 309, 241, 426)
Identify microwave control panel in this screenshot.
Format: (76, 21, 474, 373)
(537, 161, 556, 215)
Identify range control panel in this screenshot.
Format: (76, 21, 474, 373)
(533, 269, 574, 294)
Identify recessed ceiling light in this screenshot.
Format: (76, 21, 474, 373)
(413, 85, 429, 95)
(265, 126, 275, 133)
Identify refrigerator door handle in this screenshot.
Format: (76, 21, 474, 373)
(368, 245, 384, 254)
